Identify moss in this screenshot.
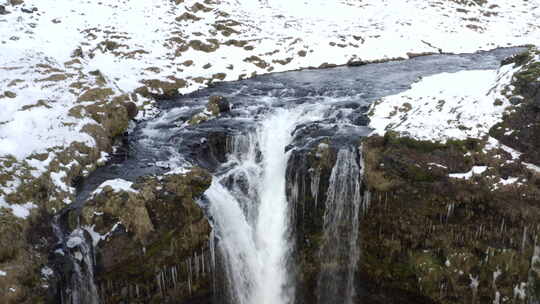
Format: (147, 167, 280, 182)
(501, 48, 535, 67)
(138, 78, 186, 98)
(36, 73, 69, 82)
(188, 39, 219, 52)
(176, 12, 201, 22)
(4, 91, 16, 98)
(79, 168, 212, 302)
(514, 62, 540, 86)
(243, 55, 269, 69)
(77, 87, 114, 102)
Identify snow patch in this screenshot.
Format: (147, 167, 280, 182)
(369, 69, 511, 141)
(0, 196, 37, 219)
(449, 166, 488, 180)
(92, 178, 138, 196)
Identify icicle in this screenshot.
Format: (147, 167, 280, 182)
(156, 273, 162, 296)
(187, 259, 192, 295)
(201, 250, 205, 274)
(317, 147, 363, 304)
(522, 226, 528, 252)
(311, 169, 321, 207)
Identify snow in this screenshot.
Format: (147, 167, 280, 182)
(449, 166, 488, 180)
(165, 166, 190, 176)
(92, 178, 138, 196)
(368, 68, 514, 141)
(0, 196, 37, 219)
(428, 163, 447, 169)
(498, 177, 520, 186)
(1, 0, 540, 216)
(524, 162, 540, 174)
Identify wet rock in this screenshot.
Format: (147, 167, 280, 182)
(21, 6, 37, 13)
(207, 95, 230, 114)
(123, 101, 138, 120)
(286, 138, 339, 304)
(509, 95, 523, 105)
(189, 95, 231, 125)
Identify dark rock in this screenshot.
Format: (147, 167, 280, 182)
(208, 95, 230, 114)
(0, 5, 9, 14)
(361, 134, 540, 304)
(353, 114, 370, 126)
(509, 95, 523, 105)
(21, 6, 37, 13)
(123, 101, 138, 120)
(79, 168, 213, 303)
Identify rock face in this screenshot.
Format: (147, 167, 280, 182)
(490, 49, 540, 166)
(73, 168, 213, 303)
(360, 134, 538, 303)
(357, 49, 540, 303)
(286, 139, 338, 304)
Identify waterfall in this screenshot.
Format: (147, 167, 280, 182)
(52, 215, 100, 304)
(317, 147, 366, 304)
(205, 108, 306, 304)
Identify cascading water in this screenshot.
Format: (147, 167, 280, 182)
(52, 215, 100, 304)
(205, 108, 317, 304)
(316, 147, 367, 304)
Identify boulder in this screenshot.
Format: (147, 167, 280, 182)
(188, 95, 230, 125)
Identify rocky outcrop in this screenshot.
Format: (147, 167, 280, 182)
(61, 168, 213, 303)
(360, 133, 540, 303)
(490, 49, 540, 167)
(0, 58, 139, 302)
(286, 139, 338, 304)
(189, 95, 231, 125)
(358, 48, 540, 303)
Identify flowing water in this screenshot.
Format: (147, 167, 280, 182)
(316, 147, 366, 304)
(55, 48, 524, 304)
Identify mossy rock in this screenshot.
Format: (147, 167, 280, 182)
(359, 131, 540, 303)
(79, 168, 212, 303)
(137, 77, 187, 99)
(77, 88, 115, 102)
(188, 95, 230, 125)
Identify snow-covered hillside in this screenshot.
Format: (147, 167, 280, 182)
(1, 0, 540, 215)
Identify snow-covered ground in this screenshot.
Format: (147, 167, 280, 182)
(368, 64, 519, 141)
(1, 0, 540, 216)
